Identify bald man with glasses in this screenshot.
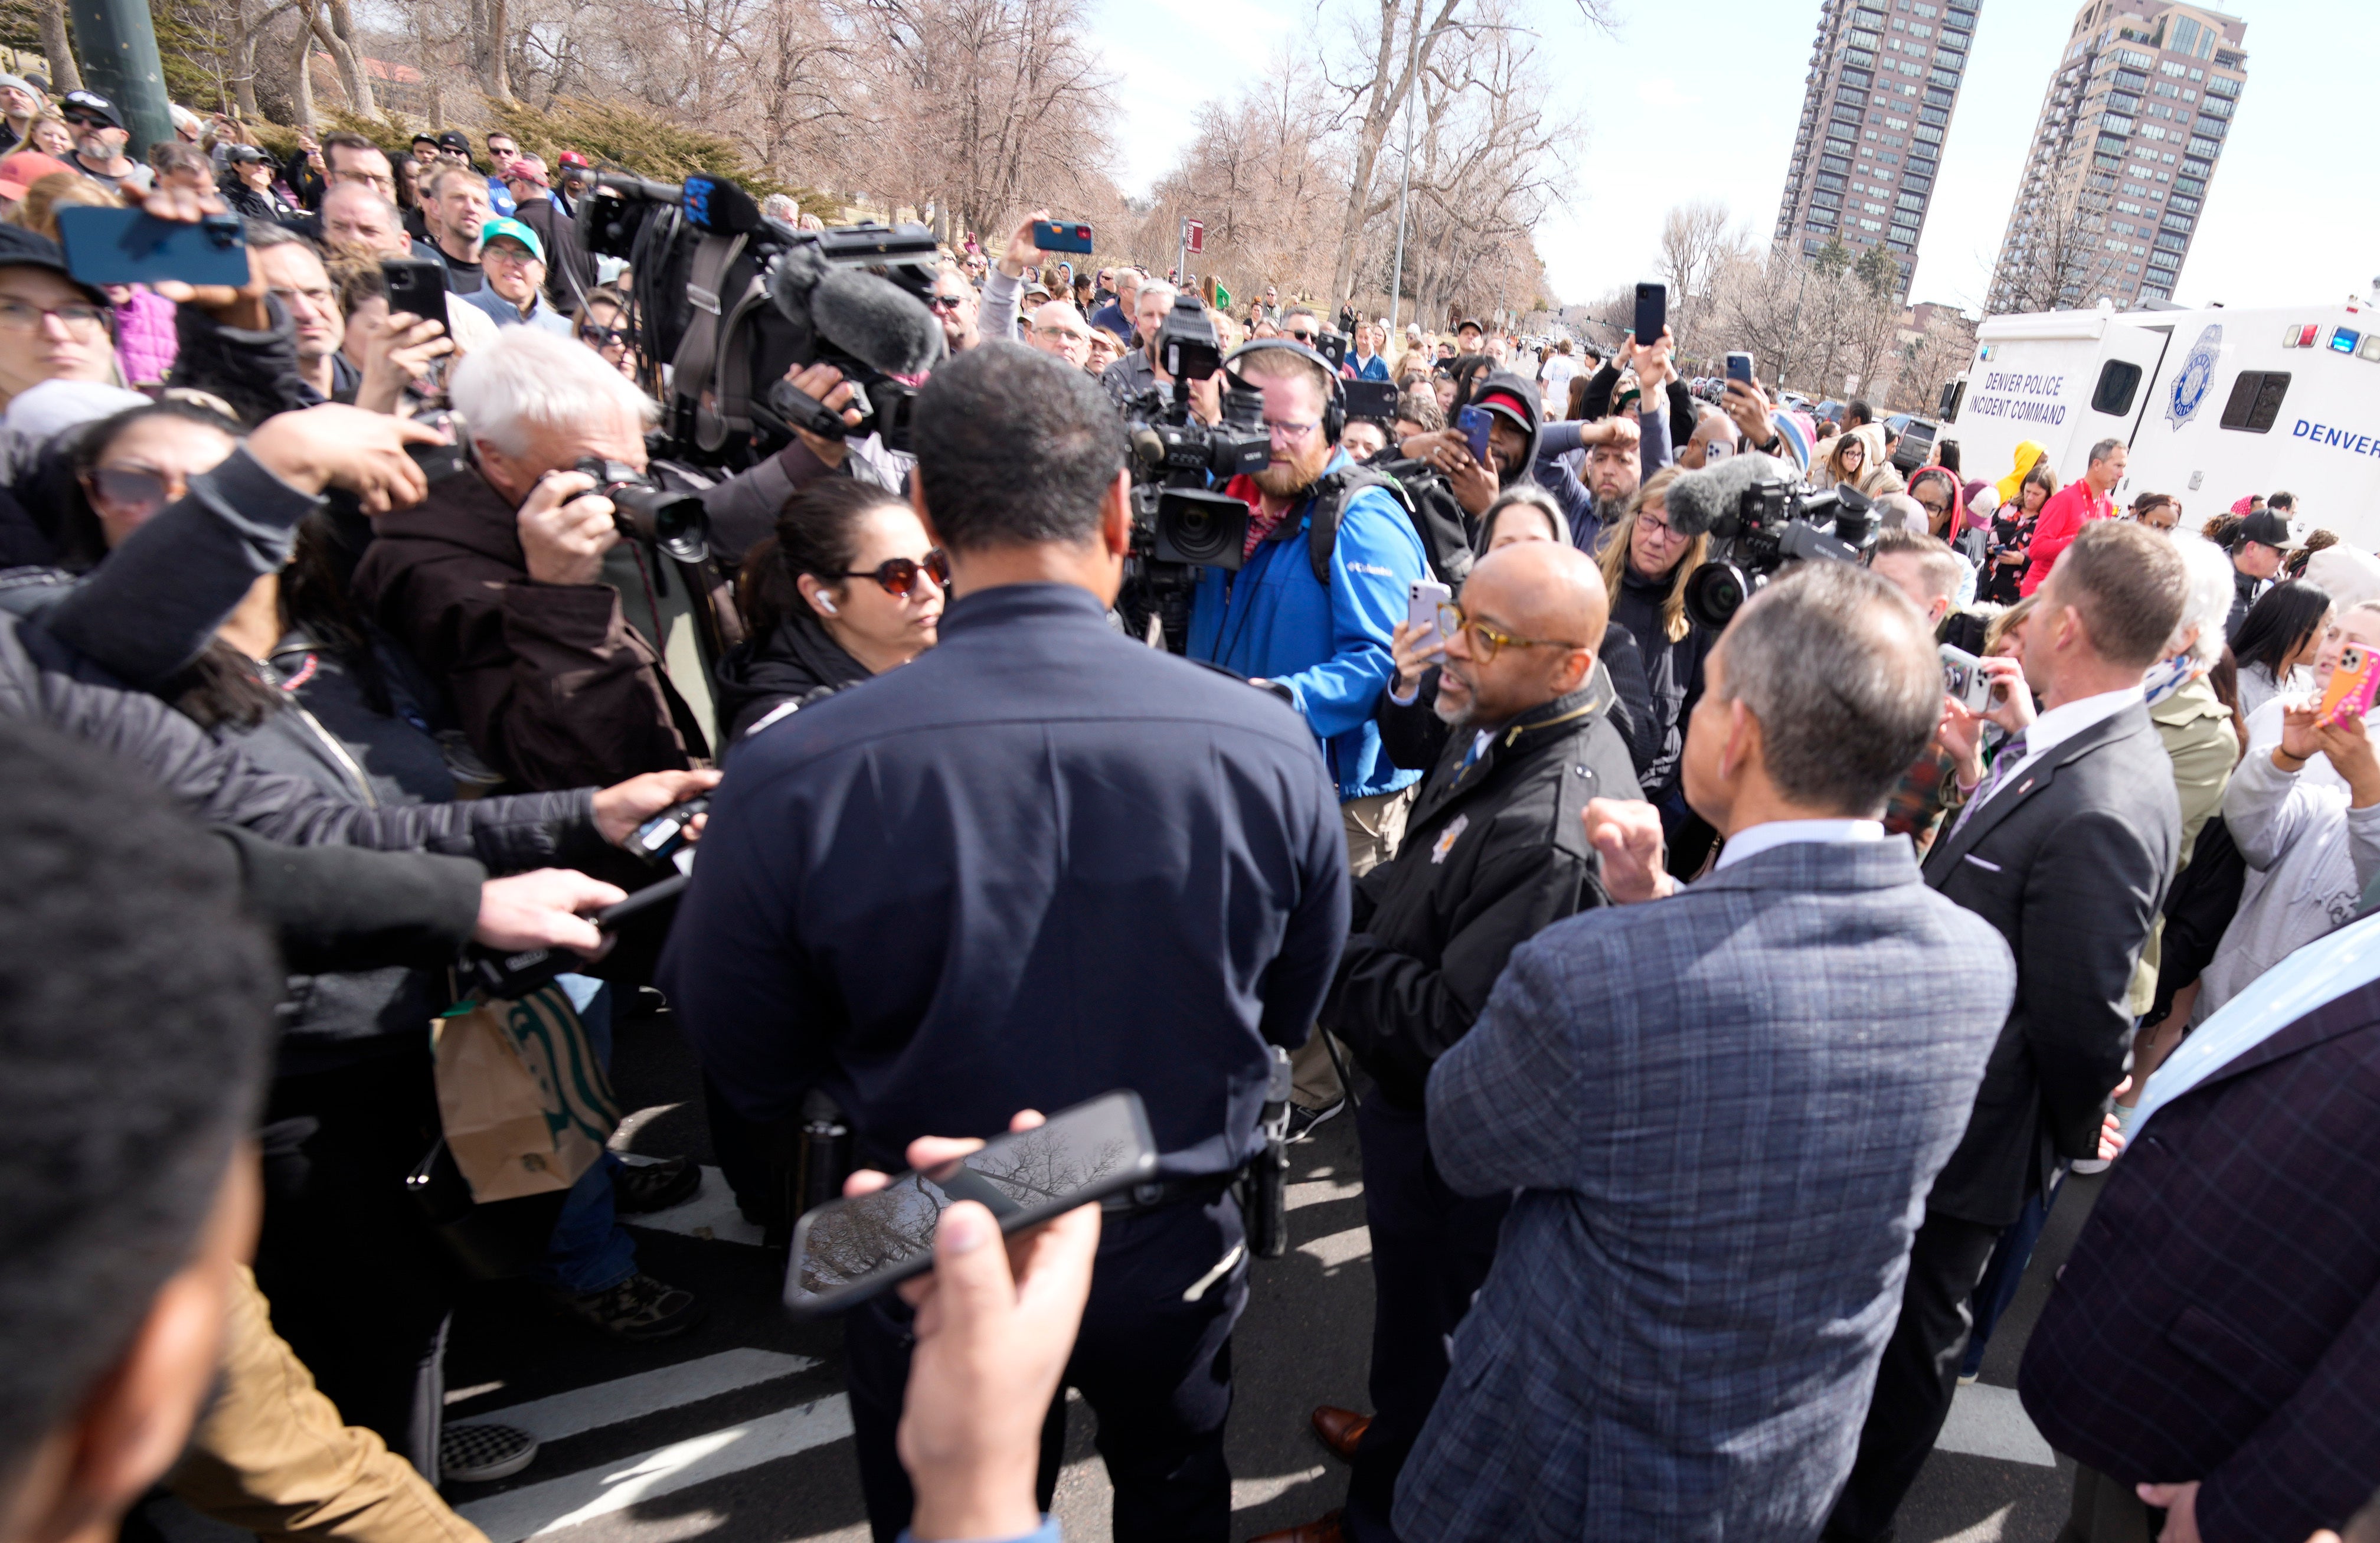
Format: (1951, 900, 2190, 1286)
(1027, 300, 1092, 370)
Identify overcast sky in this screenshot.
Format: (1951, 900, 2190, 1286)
(1081, 0, 2373, 316)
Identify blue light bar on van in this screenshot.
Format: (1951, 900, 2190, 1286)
(2331, 327, 2361, 355)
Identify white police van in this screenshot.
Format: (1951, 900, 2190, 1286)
(1937, 296, 2380, 545)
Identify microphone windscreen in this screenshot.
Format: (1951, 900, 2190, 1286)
(811, 269, 945, 379)
(1665, 452, 1796, 538)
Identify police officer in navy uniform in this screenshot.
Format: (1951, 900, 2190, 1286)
(659, 341, 1351, 1543)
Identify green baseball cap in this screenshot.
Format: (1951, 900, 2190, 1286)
(479, 215, 544, 263)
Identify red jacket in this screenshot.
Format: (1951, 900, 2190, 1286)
(2019, 480, 2113, 596)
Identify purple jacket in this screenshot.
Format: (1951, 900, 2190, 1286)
(113, 287, 178, 386)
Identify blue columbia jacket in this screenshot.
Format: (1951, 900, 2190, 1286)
(1186, 449, 1426, 801)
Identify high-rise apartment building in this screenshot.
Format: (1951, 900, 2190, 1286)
(1986, 2, 2247, 312)
(1772, 0, 1982, 297)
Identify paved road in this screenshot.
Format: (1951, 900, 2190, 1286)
(397, 1003, 2091, 1543)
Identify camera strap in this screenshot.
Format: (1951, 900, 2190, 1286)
(671, 233, 760, 453)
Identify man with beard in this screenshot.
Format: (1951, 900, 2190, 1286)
(1529, 329, 1686, 553)
(1186, 339, 1428, 1132)
(1400, 369, 1545, 525)
(1257, 540, 1639, 1543)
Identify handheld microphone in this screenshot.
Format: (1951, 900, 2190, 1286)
(1663, 452, 1797, 540)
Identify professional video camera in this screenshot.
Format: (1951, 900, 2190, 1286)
(577, 171, 944, 466)
(1664, 452, 1879, 632)
(1119, 295, 1270, 591)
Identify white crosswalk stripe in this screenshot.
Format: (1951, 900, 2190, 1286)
(469, 1348, 819, 1443)
(456, 1394, 854, 1543)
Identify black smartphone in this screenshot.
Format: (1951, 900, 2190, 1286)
(784, 1090, 1159, 1319)
(1031, 220, 1094, 254)
(1725, 351, 1755, 385)
(627, 795, 708, 864)
(57, 207, 248, 287)
(1342, 379, 1398, 421)
(456, 873, 689, 1002)
(1634, 282, 1667, 345)
(1312, 327, 1349, 371)
(380, 257, 450, 332)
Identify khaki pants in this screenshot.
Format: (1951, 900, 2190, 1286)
(169, 1267, 489, 1543)
(1291, 784, 1415, 1108)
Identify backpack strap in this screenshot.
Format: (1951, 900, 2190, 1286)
(1304, 466, 1411, 587)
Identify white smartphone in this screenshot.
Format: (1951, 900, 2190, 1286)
(1408, 579, 1452, 649)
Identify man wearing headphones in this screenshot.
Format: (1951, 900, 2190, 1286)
(1186, 339, 1430, 1132)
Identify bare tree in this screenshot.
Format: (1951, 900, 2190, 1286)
(1318, 0, 1613, 312)
(309, 0, 374, 116)
(35, 0, 77, 90)
(1656, 201, 1748, 361)
(1987, 174, 2129, 315)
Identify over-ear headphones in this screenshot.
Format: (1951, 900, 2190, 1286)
(1223, 338, 1345, 446)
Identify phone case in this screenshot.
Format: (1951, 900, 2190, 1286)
(783, 1090, 1157, 1319)
(57, 207, 249, 288)
(1457, 406, 1492, 462)
(1032, 221, 1094, 254)
(2319, 643, 2380, 726)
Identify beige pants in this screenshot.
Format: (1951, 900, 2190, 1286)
(169, 1267, 490, 1543)
(1290, 784, 1415, 1108)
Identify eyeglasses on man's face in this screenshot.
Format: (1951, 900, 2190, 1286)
(0, 297, 108, 337)
(1436, 602, 1586, 664)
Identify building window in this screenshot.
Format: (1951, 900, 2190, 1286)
(2219, 372, 2291, 434)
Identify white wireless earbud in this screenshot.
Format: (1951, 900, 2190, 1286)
(818, 594, 839, 615)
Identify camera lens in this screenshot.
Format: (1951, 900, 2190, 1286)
(1152, 489, 1250, 572)
(1683, 561, 1754, 633)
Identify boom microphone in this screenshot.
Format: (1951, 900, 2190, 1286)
(810, 270, 945, 379)
(766, 243, 945, 381)
(1663, 452, 1797, 539)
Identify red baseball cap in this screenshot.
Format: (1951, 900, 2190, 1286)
(555, 150, 590, 169)
(0, 152, 73, 201)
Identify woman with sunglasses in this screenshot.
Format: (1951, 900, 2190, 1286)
(718, 477, 946, 745)
(572, 286, 638, 380)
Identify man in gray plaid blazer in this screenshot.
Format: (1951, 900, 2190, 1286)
(1394, 563, 2016, 1542)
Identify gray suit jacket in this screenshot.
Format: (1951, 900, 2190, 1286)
(1397, 837, 2016, 1542)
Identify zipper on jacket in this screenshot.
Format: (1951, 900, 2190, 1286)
(292, 704, 380, 808)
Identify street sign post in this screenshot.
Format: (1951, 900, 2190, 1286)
(1178, 218, 1204, 298)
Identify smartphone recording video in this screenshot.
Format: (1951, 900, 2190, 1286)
(784, 1090, 1158, 1319)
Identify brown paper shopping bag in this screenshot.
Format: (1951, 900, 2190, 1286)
(433, 982, 622, 1203)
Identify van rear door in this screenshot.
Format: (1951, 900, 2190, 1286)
(2078, 322, 2174, 450)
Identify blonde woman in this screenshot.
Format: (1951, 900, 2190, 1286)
(1594, 466, 1714, 818)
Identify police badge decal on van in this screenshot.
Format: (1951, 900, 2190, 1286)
(2168, 323, 2223, 429)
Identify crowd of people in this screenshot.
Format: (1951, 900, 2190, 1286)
(0, 80, 2376, 1543)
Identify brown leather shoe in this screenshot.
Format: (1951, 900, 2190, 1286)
(1311, 1404, 1372, 1461)
(1249, 1509, 1345, 1543)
